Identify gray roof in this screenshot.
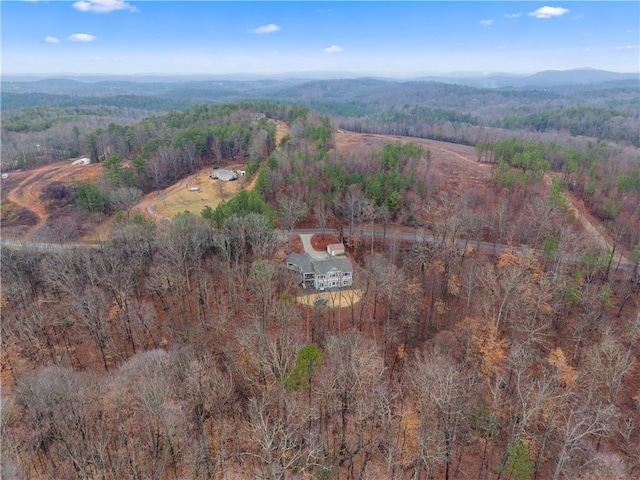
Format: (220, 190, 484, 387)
(286, 252, 353, 275)
(213, 169, 237, 181)
(313, 257, 353, 275)
(287, 252, 313, 272)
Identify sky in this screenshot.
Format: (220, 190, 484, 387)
(2, 1, 639, 77)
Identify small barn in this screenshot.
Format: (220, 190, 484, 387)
(327, 243, 346, 256)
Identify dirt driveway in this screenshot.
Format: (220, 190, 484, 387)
(1, 160, 102, 239)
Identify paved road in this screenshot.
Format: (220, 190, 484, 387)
(293, 227, 634, 272)
(299, 233, 330, 260)
(2, 227, 633, 274)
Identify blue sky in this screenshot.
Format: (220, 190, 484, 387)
(2, 1, 639, 77)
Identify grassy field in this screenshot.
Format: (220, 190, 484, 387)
(133, 166, 257, 221)
(154, 169, 251, 218)
(142, 119, 289, 220)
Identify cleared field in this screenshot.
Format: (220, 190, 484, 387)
(134, 120, 289, 222)
(335, 129, 492, 190)
(1, 159, 103, 240)
(133, 166, 257, 222)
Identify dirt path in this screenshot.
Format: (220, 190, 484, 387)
(543, 173, 628, 265)
(275, 120, 289, 145)
(133, 178, 189, 224)
(3, 161, 102, 239)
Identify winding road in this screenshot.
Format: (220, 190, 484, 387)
(1, 129, 630, 268)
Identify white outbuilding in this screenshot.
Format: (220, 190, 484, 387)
(210, 169, 238, 181)
(71, 157, 91, 166)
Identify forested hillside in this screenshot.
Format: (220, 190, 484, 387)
(1, 78, 639, 479)
(3, 75, 638, 173)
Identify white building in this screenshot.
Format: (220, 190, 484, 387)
(71, 157, 91, 166)
(210, 169, 238, 181)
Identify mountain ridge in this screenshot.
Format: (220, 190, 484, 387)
(3, 68, 638, 88)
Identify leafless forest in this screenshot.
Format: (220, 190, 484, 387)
(1, 77, 639, 479)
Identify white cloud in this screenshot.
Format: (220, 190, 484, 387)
(528, 6, 570, 19)
(505, 13, 522, 18)
(44, 36, 60, 44)
(322, 45, 344, 54)
(615, 45, 639, 50)
(479, 19, 493, 26)
(72, 0, 137, 14)
(250, 24, 280, 34)
(68, 33, 97, 42)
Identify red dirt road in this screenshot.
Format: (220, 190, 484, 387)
(1, 160, 102, 240)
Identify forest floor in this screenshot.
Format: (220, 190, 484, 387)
(296, 288, 363, 308)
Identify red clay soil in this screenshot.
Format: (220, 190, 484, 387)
(335, 129, 491, 184)
(290, 234, 304, 254)
(1, 159, 103, 240)
(290, 234, 340, 255)
(311, 233, 339, 251)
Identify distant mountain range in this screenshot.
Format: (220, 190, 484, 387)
(3, 68, 638, 90)
(414, 69, 639, 88)
(2, 69, 638, 127)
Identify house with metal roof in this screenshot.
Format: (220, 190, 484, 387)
(286, 252, 353, 290)
(210, 169, 238, 181)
